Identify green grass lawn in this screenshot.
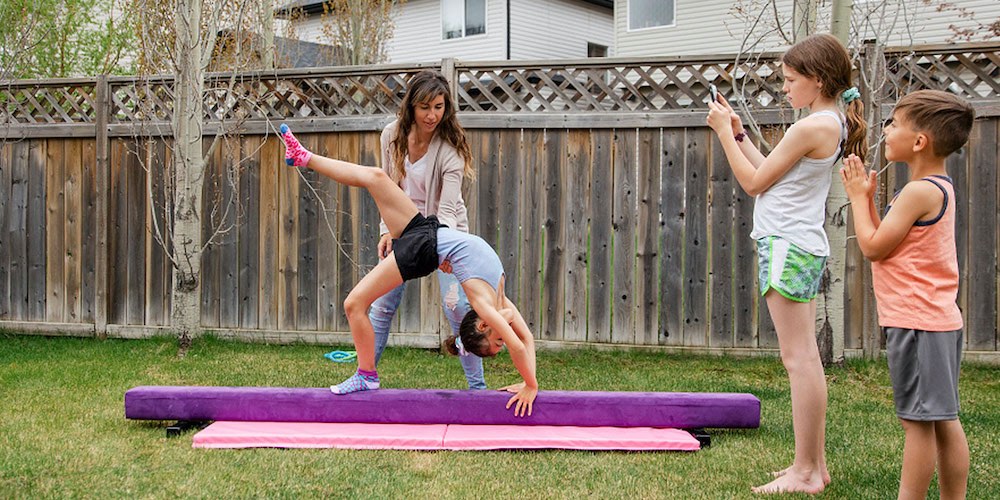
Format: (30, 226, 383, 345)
(1, 333, 998, 498)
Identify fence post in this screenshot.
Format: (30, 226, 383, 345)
(94, 75, 110, 339)
(440, 58, 458, 102)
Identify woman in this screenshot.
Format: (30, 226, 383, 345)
(371, 70, 487, 389)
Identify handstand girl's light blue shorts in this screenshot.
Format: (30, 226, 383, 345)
(756, 236, 826, 302)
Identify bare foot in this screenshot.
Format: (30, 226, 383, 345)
(771, 465, 831, 485)
(752, 469, 826, 495)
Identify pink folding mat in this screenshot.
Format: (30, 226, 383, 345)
(192, 421, 701, 451)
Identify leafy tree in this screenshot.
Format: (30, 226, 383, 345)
(0, 0, 135, 79)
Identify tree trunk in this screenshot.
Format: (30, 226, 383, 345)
(820, 0, 855, 365)
(259, 0, 275, 69)
(170, 0, 206, 337)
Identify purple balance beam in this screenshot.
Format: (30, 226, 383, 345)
(125, 387, 760, 429)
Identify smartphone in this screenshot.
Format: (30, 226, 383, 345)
(709, 84, 718, 103)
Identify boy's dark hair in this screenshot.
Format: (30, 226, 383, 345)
(894, 90, 975, 157)
(441, 310, 494, 358)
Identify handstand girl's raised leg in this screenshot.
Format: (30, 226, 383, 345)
(281, 124, 418, 238)
(280, 124, 419, 394)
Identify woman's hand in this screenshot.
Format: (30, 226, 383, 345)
(377, 233, 393, 260)
(840, 154, 876, 202)
(505, 383, 538, 417)
(706, 100, 734, 136)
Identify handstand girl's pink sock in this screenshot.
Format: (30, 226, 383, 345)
(279, 123, 313, 167)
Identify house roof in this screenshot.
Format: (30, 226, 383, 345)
(276, 0, 612, 18)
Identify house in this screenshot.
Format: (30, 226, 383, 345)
(279, 0, 614, 63)
(613, 0, 1000, 57)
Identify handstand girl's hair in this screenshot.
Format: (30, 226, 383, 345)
(782, 33, 869, 162)
(441, 310, 495, 358)
(391, 70, 475, 183)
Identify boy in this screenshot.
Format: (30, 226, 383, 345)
(840, 89, 975, 500)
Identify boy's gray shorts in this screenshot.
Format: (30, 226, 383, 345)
(885, 327, 962, 421)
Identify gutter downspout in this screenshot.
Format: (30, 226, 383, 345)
(506, 0, 511, 59)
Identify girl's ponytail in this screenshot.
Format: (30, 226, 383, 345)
(441, 334, 460, 356)
(843, 91, 869, 163)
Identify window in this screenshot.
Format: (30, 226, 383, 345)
(628, 0, 675, 31)
(442, 0, 487, 40)
(588, 43, 608, 58)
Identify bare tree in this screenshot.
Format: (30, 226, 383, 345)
(129, 0, 280, 348)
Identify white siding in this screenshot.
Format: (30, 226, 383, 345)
(615, 0, 1000, 57)
(510, 0, 614, 59)
(851, 0, 1000, 47)
(386, 0, 507, 63)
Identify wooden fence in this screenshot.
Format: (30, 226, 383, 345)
(1, 42, 998, 359)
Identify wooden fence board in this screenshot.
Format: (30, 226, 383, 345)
(80, 139, 97, 322)
(477, 130, 499, 248)
(218, 138, 241, 329)
(359, 132, 381, 273)
(64, 139, 82, 322)
(709, 135, 734, 347)
(0, 143, 10, 318)
(45, 139, 66, 322)
(278, 133, 300, 330)
(316, 134, 341, 332)
(636, 128, 659, 345)
(258, 134, 281, 330)
(660, 129, 685, 345)
(108, 139, 129, 325)
(126, 141, 147, 325)
(542, 129, 566, 341)
(145, 139, 169, 326)
(8, 141, 28, 319)
(336, 133, 359, 333)
(682, 129, 709, 346)
(967, 120, 998, 350)
(296, 135, 319, 331)
(498, 129, 521, 306)
(588, 130, 612, 343)
(465, 130, 481, 236)
(733, 169, 756, 347)
(200, 140, 221, 328)
(563, 129, 590, 341)
(948, 132, 969, 347)
(520, 129, 544, 334)
(239, 136, 261, 330)
(611, 129, 636, 344)
(27, 140, 48, 321)
(844, 205, 863, 350)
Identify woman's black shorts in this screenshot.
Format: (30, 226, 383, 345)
(392, 214, 443, 281)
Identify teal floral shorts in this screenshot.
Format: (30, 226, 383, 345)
(756, 236, 827, 302)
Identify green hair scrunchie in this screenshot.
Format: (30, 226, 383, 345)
(842, 87, 861, 104)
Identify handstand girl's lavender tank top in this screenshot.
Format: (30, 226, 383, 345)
(436, 227, 505, 291)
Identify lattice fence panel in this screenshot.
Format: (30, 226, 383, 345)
(0, 82, 98, 124)
(882, 46, 1000, 101)
(453, 56, 788, 112)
